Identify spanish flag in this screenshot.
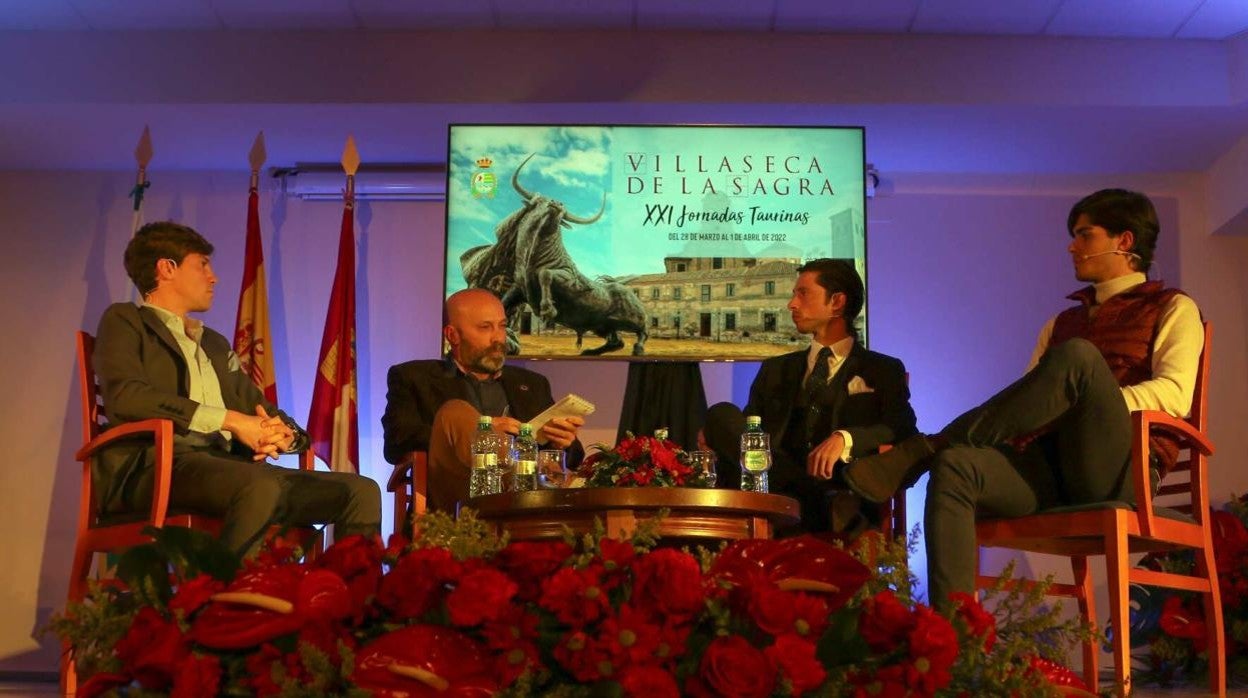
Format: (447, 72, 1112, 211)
(232, 182, 278, 404)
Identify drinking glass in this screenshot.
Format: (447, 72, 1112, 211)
(689, 450, 717, 487)
(537, 449, 567, 489)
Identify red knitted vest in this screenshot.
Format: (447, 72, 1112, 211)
(1048, 280, 1185, 473)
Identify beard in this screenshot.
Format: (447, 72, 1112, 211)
(463, 342, 506, 375)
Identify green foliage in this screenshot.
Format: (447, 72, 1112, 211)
(413, 507, 507, 560)
(44, 579, 137, 678)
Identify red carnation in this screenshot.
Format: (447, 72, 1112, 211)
(791, 592, 830, 638)
(482, 604, 540, 651)
(906, 606, 958, 693)
(447, 567, 518, 627)
(494, 641, 543, 686)
(948, 591, 997, 650)
(849, 665, 908, 698)
(620, 665, 680, 698)
(542, 566, 611, 627)
(765, 634, 826, 695)
(114, 607, 188, 690)
(377, 546, 459, 619)
(696, 636, 775, 698)
(859, 590, 915, 652)
(170, 654, 222, 698)
(632, 548, 706, 621)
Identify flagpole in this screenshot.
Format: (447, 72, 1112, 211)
(308, 136, 361, 474)
(234, 131, 280, 404)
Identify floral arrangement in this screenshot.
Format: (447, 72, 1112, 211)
(52, 513, 1094, 697)
(1131, 494, 1248, 685)
(578, 433, 708, 488)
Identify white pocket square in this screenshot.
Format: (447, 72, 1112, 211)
(846, 376, 874, 395)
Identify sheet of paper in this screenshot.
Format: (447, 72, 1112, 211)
(528, 393, 595, 434)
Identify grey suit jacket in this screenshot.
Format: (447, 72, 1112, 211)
(91, 303, 307, 513)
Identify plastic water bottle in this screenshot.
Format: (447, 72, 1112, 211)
(512, 423, 538, 492)
(653, 427, 669, 441)
(739, 415, 772, 493)
(470, 416, 501, 497)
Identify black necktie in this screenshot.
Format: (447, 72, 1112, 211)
(804, 346, 833, 404)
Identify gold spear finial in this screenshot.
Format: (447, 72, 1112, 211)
(248, 131, 266, 190)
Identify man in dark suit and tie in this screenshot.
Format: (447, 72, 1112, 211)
(93, 221, 381, 557)
(382, 288, 585, 513)
(704, 258, 917, 533)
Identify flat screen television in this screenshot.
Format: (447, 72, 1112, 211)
(443, 124, 866, 361)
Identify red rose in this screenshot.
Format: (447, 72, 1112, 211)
(170, 654, 222, 698)
(765, 634, 826, 695)
(114, 607, 188, 689)
(948, 592, 997, 650)
(698, 636, 775, 698)
(749, 584, 797, 635)
(632, 548, 706, 621)
(168, 574, 224, 619)
(447, 567, 518, 627)
(316, 533, 384, 615)
(495, 541, 573, 601)
(620, 665, 680, 698)
(859, 590, 915, 652)
(377, 546, 460, 619)
(541, 566, 611, 627)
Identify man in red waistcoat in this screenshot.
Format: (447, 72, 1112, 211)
(841, 189, 1204, 609)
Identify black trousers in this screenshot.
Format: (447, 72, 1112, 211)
(925, 337, 1132, 608)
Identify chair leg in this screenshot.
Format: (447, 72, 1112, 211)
(1072, 556, 1098, 690)
(59, 646, 77, 696)
(1196, 533, 1227, 696)
(1105, 525, 1131, 696)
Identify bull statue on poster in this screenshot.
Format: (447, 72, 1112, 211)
(460, 153, 648, 356)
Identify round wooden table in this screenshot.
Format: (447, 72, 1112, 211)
(468, 487, 800, 542)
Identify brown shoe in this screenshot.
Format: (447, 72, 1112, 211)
(843, 434, 937, 503)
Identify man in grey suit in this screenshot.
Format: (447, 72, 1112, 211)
(382, 288, 585, 513)
(93, 221, 380, 556)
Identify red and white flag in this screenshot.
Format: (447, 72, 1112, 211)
(307, 139, 360, 473)
(232, 181, 278, 403)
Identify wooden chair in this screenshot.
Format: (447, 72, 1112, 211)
(63, 331, 321, 694)
(386, 450, 428, 537)
(975, 322, 1220, 695)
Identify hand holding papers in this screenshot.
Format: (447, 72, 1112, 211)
(528, 394, 595, 440)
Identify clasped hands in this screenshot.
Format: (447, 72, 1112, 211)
(492, 415, 585, 450)
(224, 406, 296, 461)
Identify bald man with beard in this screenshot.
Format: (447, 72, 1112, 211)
(382, 289, 585, 513)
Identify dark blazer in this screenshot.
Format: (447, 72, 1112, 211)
(92, 303, 307, 513)
(381, 359, 584, 467)
(745, 342, 917, 488)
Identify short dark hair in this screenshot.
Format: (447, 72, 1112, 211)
(796, 258, 864, 339)
(1067, 189, 1159, 273)
(123, 221, 214, 296)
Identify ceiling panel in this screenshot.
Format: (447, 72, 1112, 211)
(1176, 0, 1248, 39)
(773, 0, 918, 33)
(69, 0, 220, 29)
(207, 0, 356, 30)
(635, 0, 773, 31)
(495, 0, 632, 29)
(913, 0, 1062, 35)
(1045, 0, 1204, 39)
(0, 0, 88, 29)
(352, 0, 495, 30)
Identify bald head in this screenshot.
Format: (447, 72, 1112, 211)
(444, 288, 508, 378)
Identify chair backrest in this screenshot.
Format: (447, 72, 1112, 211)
(76, 331, 103, 446)
(1154, 321, 1212, 507)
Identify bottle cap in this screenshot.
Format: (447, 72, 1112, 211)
(746, 415, 762, 426)
(477, 415, 492, 427)
(519, 423, 533, 436)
